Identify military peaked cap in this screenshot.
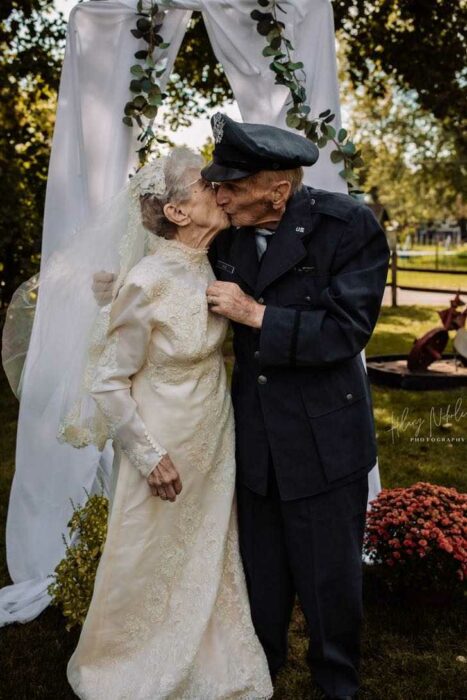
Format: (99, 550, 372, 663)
(201, 112, 319, 182)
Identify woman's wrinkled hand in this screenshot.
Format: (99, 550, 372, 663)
(147, 455, 183, 502)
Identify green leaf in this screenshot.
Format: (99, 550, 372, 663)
(131, 29, 143, 39)
(337, 128, 347, 142)
(141, 78, 152, 91)
(286, 113, 301, 128)
(134, 50, 148, 60)
(133, 95, 147, 109)
(324, 124, 336, 139)
(305, 122, 317, 139)
(317, 136, 328, 148)
(318, 108, 331, 118)
(330, 150, 344, 163)
(124, 102, 135, 116)
(148, 93, 163, 106)
(257, 20, 276, 36)
(262, 46, 283, 57)
(339, 167, 357, 182)
(271, 61, 287, 72)
(129, 79, 143, 93)
(324, 113, 335, 124)
(123, 116, 133, 127)
(288, 61, 304, 71)
(342, 141, 356, 156)
(251, 10, 273, 21)
(130, 64, 145, 77)
(143, 105, 159, 119)
(270, 36, 282, 50)
(300, 105, 311, 115)
(258, 0, 270, 6)
(266, 27, 281, 41)
(159, 42, 170, 49)
(136, 18, 151, 32)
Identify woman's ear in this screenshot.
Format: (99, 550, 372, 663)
(163, 202, 191, 227)
(271, 181, 292, 210)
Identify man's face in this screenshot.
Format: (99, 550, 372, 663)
(215, 175, 274, 227)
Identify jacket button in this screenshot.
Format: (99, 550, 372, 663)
(254, 350, 260, 360)
(258, 296, 265, 304)
(346, 392, 353, 400)
(310, 198, 316, 205)
(305, 295, 311, 302)
(258, 374, 267, 385)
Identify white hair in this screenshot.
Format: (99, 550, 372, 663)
(140, 147, 204, 239)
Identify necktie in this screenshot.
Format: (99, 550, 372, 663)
(255, 228, 275, 261)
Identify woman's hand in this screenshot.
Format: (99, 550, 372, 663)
(147, 454, 183, 502)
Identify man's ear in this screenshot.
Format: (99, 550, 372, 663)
(163, 202, 191, 227)
(271, 181, 292, 210)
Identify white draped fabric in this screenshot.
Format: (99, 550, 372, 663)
(0, 0, 380, 626)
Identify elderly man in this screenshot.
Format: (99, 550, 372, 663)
(202, 114, 390, 700)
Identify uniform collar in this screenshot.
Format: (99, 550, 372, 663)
(254, 187, 313, 297)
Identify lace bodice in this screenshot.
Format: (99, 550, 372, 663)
(90, 236, 228, 478)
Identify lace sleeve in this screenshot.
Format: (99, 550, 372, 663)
(90, 280, 167, 477)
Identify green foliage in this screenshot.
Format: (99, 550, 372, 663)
(47, 491, 109, 631)
(338, 42, 466, 229)
(249, 1, 362, 191)
(0, 1, 66, 308)
(123, 1, 173, 164)
(333, 0, 467, 162)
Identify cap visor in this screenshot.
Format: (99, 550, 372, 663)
(201, 161, 254, 182)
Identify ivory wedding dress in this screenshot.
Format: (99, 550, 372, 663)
(67, 235, 273, 700)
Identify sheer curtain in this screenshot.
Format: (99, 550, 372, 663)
(1, 0, 380, 626)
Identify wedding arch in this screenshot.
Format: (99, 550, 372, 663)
(0, 0, 381, 626)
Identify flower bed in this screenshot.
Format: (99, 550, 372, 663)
(364, 482, 466, 596)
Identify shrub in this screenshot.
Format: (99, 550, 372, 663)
(47, 491, 109, 630)
(364, 482, 466, 595)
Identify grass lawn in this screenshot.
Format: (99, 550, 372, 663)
(1, 306, 466, 699)
(397, 244, 467, 268)
(387, 269, 466, 292)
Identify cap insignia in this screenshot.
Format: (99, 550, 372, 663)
(212, 113, 225, 144)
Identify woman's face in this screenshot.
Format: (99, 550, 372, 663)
(181, 169, 230, 234)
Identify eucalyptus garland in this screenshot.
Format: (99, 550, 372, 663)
(123, 0, 171, 164)
(124, 1, 362, 186)
(251, 0, 363, 189)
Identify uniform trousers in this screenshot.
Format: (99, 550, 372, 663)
(236, 461, 368, 698)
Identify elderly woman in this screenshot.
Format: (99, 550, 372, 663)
(66, 148, 272, 700)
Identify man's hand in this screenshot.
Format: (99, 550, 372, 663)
(92, 271, 116, 307)
(147, 454, 183, 502)
(206, 281, 265, 328)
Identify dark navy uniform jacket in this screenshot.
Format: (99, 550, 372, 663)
(208, 186, 390, 501)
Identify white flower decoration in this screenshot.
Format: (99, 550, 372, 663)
(132, 158, 167, 198)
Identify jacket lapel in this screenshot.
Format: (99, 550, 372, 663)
(255, 188, 312, 297)
(229, 226, 260, 293)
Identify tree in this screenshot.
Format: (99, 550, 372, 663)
(165, 3, 466, 160)
(0, 1, 66, 307)
(332, 0, 466, 160)
(338, 44, 466, 230)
